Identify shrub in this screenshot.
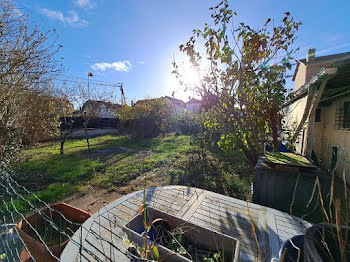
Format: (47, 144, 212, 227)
(118, 98, 172, 139)
(161, 112, 201, 135)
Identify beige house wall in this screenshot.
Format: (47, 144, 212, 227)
(282, 96, 309, 154)
(312, 95, 350, 184)
(283, 94, 350, 184)
(294, 63, 307, 91)
(294, 61, 336, 91)
(286, 51, 350, 184)
(83, 103, 118, 118)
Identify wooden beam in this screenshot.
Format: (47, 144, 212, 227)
(289, 85, 316, 145)
(305, 79, 328, 158)
(289, 67, 337, 151)
(305, 67, 338, 159)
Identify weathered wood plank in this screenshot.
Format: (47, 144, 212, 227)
(197, 204, 257, 229)
(61, 186, 312, 262)
(136, 190, 186, 205)
(275, 218, 308, 232)
(178, 190, 205, 219)
(203, 197, 259, 217)
(265, 213, 281, 261)
(132, 194, 182, 211)
(200, 200, 259, 224)
(205, 192, 261, 211)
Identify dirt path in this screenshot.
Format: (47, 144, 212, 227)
(64, 167, 170, 214)
(63, 186, 122, 214)
(63, 144, 173, 214)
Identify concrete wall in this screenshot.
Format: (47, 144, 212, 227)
(61, 128, 119, 138)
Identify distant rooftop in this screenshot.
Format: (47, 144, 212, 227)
(186, 98, 201, 104)
(83, 100, 122, 109)
(298, 51, 350, 65)
(164, 96, 186, 106)
(293, 49, 350, 81)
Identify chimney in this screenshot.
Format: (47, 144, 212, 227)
(307, 48, 316, 63)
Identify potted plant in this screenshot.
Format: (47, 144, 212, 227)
(123, 206, 240, 262)
(16, 202, 90, 262)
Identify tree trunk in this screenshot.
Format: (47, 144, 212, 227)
(84, 123, 91, 153)
(236, 139, 259, 166)
(60, 140, 65, 155)
(270, 111, 280, 151)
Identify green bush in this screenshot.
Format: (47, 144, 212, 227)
(118, 98, 172, 139)
(169, 150, 252, 200)
(161, 112, 201, 135)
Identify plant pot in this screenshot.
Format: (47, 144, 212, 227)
(123, 207, 240, 262)
(16, 202, 90, 262)
(304, 223, 350, 262)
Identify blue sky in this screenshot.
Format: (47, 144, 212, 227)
(17, 0, 350, 103)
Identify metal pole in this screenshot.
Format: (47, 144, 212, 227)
(88, 75, 90, 99)
(87, 72, 93, 100)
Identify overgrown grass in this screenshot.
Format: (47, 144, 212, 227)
(93, 135, 193, 188)
(9, 134, 251, 215)
(13, 135, 195, 204)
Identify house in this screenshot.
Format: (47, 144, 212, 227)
(81, 100, 121, 118)
(164, 96, 203, 114)
(163, 96, 186, 114)
(133, 96, 202, 115)
(185, 98, 201, 113)
(283, 48, 350, 183)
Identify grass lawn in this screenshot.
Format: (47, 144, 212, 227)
(8, 134, 251, 214)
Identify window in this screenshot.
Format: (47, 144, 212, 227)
(336, 101, 350, 129)
(343, 101, 350, 128)
(315, 108, 321, 122)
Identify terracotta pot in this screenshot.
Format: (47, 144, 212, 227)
(16, 203, 90, 262)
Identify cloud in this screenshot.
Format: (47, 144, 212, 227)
(74, 0, 96, 9)
(40, 8, 88, 27)
(138, 61, 145, 64)
(91, 61, 132, 72)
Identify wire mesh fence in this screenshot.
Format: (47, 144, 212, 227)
(0, 172, 135, 262)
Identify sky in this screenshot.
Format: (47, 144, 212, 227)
(16, 0, 350, 103)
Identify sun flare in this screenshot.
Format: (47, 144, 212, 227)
(168, 61, 201, 102)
